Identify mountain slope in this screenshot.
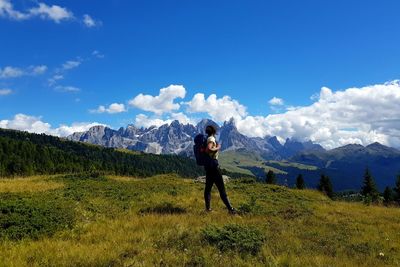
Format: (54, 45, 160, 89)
(0, 128, 204, 178)
(292, 143, 400, 190)
(1, 174, 399, 266)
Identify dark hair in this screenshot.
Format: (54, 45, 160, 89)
(205, 125, 217, 136)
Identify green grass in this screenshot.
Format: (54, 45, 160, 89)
(266, 160, 318, 171)
(219, 150, 287, 176)
(0, 174, 399, 266)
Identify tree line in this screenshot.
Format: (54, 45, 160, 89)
(264, 169, 400, 205)
(0, 128, 204, 178)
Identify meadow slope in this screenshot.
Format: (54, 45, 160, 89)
(0, 174, 399, 267)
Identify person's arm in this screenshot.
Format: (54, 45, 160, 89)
(207, 141, 221, 152)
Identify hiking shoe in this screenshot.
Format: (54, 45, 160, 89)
(205, 208, 213, 212)
(228, 208, 237, 215)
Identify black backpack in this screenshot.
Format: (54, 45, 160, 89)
(193, 134, 209, 166)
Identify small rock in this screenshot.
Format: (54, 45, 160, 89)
(194, 175, 230, 183)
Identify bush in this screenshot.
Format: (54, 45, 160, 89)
(0, 194, 75, 240)
(235, 177, 257, 184)
(201, 224, 264, 255)
(237, 195, 261, 214)
(139, 202, 187, 215)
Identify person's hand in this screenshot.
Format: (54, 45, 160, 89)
(216, 144, 221, 150)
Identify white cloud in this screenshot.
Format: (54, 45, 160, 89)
(52, 122, 106, 137)
(129, 85, 186, 115)
(0, 65, 47, 78)
(92, 50, 104, 59)
(185, 93, 247, 122)
(29, 65, 47, 75)
(0, 113, 104, 137)
(83, 14, 101, 28)
(54, 85, 80, 93)
(28, 3, 73, 23)
(49, 59, 81, 86)
(48, 74, 64, 86)
(134, 113, 195, 128)
(0, 66, 24, 78)
(135, 114, 171, 128)
(1, 1, 101, 27)
(62, 60, 81, 70)
(0, 88, 12, 95)
(268, 97, 284, 106)
(0, 114, 51, 134)
(234, 80, 400, 149)
(90, 103, 127, 114)
(0, 0, 73, 23)
(168, 112, 195, 125)
(0, 0, 29, 20)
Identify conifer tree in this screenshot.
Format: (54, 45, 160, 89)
(296, 174, 305, 189)
(361, 168, 379, 201)
(394, 174, 400, 203)
(383, 186, 393, 205)
(265, 170, 276, 184)
(318, 174, 334, 199)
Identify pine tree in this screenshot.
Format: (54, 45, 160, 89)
(265, 170, 276, 184)
(383, 186, 393, 205)
(394, 174, 400, 203)
(318, 174, 334, 199)
(361, 168, 379, 201)
(296, 174, 305, 189)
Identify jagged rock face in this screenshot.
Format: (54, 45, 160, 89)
(67, 118, 326, 158)
(68, 120, 199, 155)
(196, 119, 220, 135)
(219, 119, 257, 151)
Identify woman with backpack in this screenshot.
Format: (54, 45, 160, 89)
(203, 125, 236, 214)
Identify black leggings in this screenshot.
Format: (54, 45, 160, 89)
(204, 163, 233, 210)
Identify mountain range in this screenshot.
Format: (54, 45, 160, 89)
(67, 118, 325, 158)
(68, 118, 400, 191)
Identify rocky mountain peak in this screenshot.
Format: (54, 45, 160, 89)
(67, 118, 330, 159)
(195, 118, 219, 134)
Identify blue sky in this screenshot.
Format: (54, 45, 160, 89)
(1, 0, 400, 148)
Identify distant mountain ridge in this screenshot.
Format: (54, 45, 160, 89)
(67, 119, 400, 191)
(67, 118, 325, 159)
(290, 142, 400, 190)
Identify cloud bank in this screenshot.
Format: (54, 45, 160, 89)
(2, 81, 400, 149)
(129, 85, 186, 115)
(128, 81, 400, 149)
(0, 114, 105, 137)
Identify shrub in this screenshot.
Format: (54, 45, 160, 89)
(235, 177, 257, 184)
(201, 224, 265, 255)
(237, 195, 261, 214)
(0, 194, 75, 240)
(265, 170, 276, 184)
(139, 202, 187, 215)
(296, 174, 305, 189)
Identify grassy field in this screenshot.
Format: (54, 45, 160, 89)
(0, 174, 400, 266)
(265, 160, 318, 171)
(219, 151, 287, 176)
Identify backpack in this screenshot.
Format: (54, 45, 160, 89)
(193, 134, 209, 166)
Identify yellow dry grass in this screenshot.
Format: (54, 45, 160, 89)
(0, 175, 63, 193)
(0, 174, 399, 266)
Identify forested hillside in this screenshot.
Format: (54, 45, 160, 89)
(0, 128, 204, 177)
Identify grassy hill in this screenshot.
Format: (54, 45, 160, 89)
(0, 128, 204, 178)
(219, 150, 322, 186)
(219, 150, 288, 177)
(1, 174, 399, 266)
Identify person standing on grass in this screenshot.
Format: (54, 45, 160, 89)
(204, 125, 236, 214)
